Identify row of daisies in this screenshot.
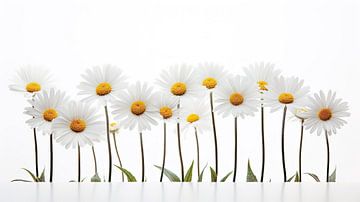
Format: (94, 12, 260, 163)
(9, 63, 350, 182)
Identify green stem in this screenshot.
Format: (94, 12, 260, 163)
(112, 132, 124, 182)
(194, 127, 200, 180)
(281, 106, 288, 182)
(260, 105, 265, 182)
(91, 146, 98, 174)
(140, 132, 145, 182)
(77, 144, 81, 182)
(50, 134, 53, 182)
(176, 104, 184, 182)
(160, 122, 167, 182)
(104, 106, 112, 182)
(325, 131, 330, 182)
(210, 92, 218, 181)
(33, 128, 39, 178)
(233, 117, 238, 182)
(299, 119, 304, 182)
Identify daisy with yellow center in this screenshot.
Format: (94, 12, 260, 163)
(157, 64, 203, 181)
(112, 82, 158, 182)
(214, 75, 259, 182)
(263, 76, 310, 182)
(302, 90, 350, 182)
(243, 62, 281, 182)
(179, 98, 211, 181)
(24, 88, 68, 182)
(196, 63, 228, 180)
(52, 101, 104, 182)
(78, 64, 127, 182)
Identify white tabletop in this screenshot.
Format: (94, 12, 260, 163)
(0, 183, 359, 202)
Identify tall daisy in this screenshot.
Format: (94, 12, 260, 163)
(9, 65, 53, 178)
(243, 62, 281, 182)
(112, 82, 158, 182)
(263, 76, 310, 182)
(196, 62, 227, 181)
(24, 88, 68, 182)
(78, 64, 127, 182)
(156, 64, 203, 181)
(52, 101, 105, 182)
(302, 90, 350, 182)
(214, 75, 259, 182)
(153, 92, 178, 182)
(179, 98, 211, 180)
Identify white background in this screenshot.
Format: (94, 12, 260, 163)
(0, 0, 359, 183)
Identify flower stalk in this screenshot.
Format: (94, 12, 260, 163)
(281, 106, 288, 182)
(104, 106, 112, 182)
(233, 117, 238, 182)
(210, 92, 218, 181)
(160, 122, 167, 182)
(112, 132, 124, 182)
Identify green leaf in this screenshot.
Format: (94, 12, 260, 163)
(329, 168, 336, 182)
(197, 164, 208, 182)
(220, 171, 233, 182)
(287, 174, 296, 182)
(38, 168, 45, 182)
(22, 168, 39, 182)
(304, 173, 320, 182)
(210, 167, 217, 182)
(294, 172, 300, 182)
(246, 160, 258, 182)
(154, 165, 180, 182)
(91, 173, 101, 182)
(115, 165, 137, 182)
(11, 179, 31, 182)
(184, 161, 194, 182)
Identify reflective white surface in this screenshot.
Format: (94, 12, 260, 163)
(0, 183, 359, 202)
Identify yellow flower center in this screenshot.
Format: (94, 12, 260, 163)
(131, 101, 146, 115)
(257, 80, 268, 91)
(110, 122, 117, 128)
(70, 119, 86, 133)
(96, 82, 112, 96)
(278, 93, 294, 104)
(202, 77, 217, 89)
(160, 106, 173, 119)
(26, 82, 41, 93)
(43, 108, 58, 122)
(229, 93, 244, 106)
(187, 113, 200, 123)
(318, 108, 332, 121)
(171, 82, 187, 96)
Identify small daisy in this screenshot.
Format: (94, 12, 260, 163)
(263, 76, 310, 112)
(243, 62, 281, 91)
(214, 75, 259, 118)
(78, 64, 127, 106)
(179, 98, 211, 180)
(302, 90, 350, 182)
(52, 101, 105, 149)
(157, 64, 203, 102)
(109, 122, 120, 134)
(24, 88, 69, 135)
(9, 65, 52, 96)
(112, 81, 157, 182)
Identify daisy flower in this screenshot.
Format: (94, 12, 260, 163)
(9, 65, 52, 96)
(24, 88, 69, 135)
(196, 62, 227, 179)
(78, 64, 127, 106)
(179, 98, 211, 180)
(302, 90, 350, 182)
(243, 62, 280, 182)
(112, 81, 157, 182)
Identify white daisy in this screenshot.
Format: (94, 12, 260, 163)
(196, 63, 228, 91)
(179, 98, 211, 134)
(24, 88, 69, 135)
(214, 75, 259, 118)
(152, 92, 179, 122)
(263, 76, 310, 112)
(243, 62, 281, 91)
(78, 64, 127, 106)
(157, 64, 204, 102)
(9, 65, 52, 95)
(112, 82, 158, 132)
(303, 90, 350, 136)
(52, 101, 105, 149)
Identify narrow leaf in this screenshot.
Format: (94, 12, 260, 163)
(154, 165, 180, 182)
(304, 173, 320, 182)
(184, 161, 194, 182)
(287, 174, 296, 182)
(91, 173, 101, 182)
(198, 164, 208, 182)
(210, 167, 217, 182)
(115, 165, 137, 182)
(220, 171, 233, 182)
(329, 168, 336, 182)
(11, 179, 31, 182)
(22, 168, 39, 182)
(246, 160, 258, 182)
(294, 172, 300, 182)
(39, 168, 45, 182)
